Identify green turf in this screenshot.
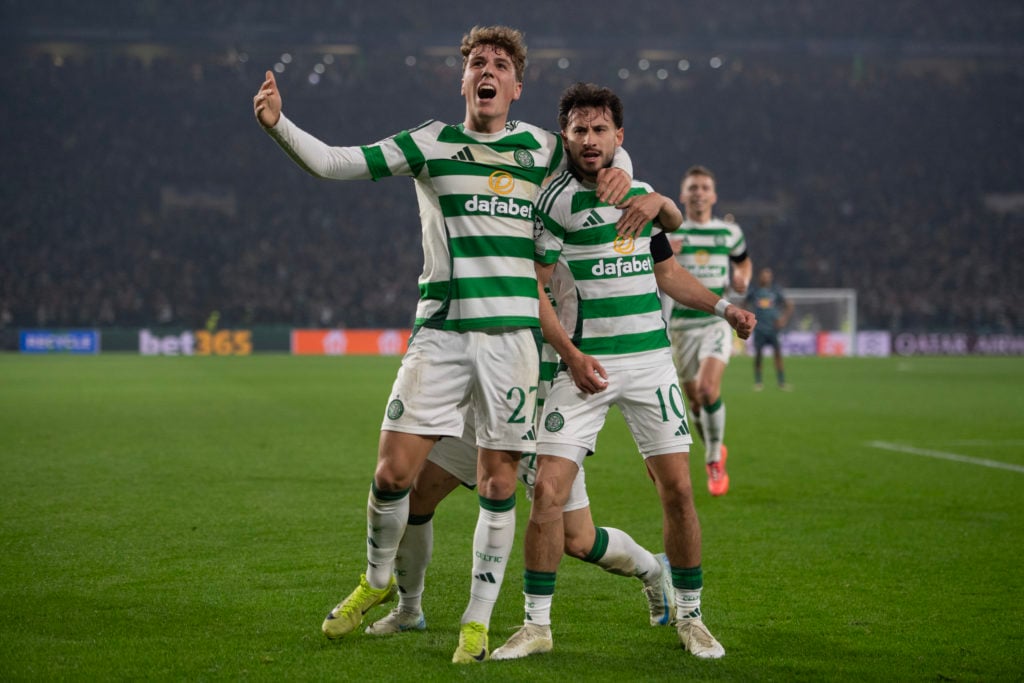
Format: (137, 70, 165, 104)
(1, 354, 1022, 681)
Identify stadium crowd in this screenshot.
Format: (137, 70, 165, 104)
(8, 0, 1022, 42)
(2, 4, 1022, 335)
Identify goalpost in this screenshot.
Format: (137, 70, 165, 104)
(731, 288, 858, 356)
(786, 289, 857, 334)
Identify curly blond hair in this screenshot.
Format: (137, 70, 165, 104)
(460, 25, 528, 83)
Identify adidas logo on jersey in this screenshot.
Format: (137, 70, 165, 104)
(451, 146, 475, 162)
(583, 210, 604, 227)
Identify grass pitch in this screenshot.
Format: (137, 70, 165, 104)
(1, 354, 1022, 681)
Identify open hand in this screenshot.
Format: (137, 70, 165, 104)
(253, 70, 282, 128)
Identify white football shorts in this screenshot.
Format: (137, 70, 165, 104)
(538, 354, 693, 467)
(670, 319, 733, 382)
(381, 326, 539, 452)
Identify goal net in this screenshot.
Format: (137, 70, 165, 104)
(732, 288, 858, 356)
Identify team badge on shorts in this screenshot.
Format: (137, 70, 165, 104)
(544, 411, 565, 433)
(387, 399, 405, 420)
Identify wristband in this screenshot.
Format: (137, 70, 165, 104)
(714, 298, 731, 319)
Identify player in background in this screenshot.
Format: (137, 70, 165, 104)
(492, 83, 754, 662)
(663, 167, 752, 497)
(253, 26, 649, 664)
(745, 267, 794, 391)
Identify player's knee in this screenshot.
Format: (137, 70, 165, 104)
(477, 452, 521, 500)
(477, 475, 516, 501)
(698, 382, 720, 406)
(658, 478, 695, 508)
(374, 461, 416, 491)
(531, 477, 569, 516)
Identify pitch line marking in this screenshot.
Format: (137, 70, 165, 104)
(948, 439, 1024, 446)
(866, 441, 1024, 474)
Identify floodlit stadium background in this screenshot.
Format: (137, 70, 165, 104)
(2, 1, 1022, 354)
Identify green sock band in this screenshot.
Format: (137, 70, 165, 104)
(524, 569, 557, 596)
(582, 526, 610, 563)
(370, 482, 410, 501)
(478, 493, 516, 512)
(671, 564, 703, 591)
(704, 398, 723, 413)
(407, 512, 433, 525)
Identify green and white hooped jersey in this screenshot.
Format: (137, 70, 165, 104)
(667, 217, 746, 330)
(362, 119, 563, 332)
(534, 172, 671, 362)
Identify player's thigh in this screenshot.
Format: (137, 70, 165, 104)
(411, 458, 466, 515)
(644, 450, 695, 499)
(426, 428, 479, 489)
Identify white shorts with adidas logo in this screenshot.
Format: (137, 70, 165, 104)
(537, 353, 693, 467)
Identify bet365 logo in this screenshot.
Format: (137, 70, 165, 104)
(139, 329, 252, 356)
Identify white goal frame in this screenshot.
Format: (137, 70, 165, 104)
(784, 288, 857, 335)
(731, 288, 858, 356)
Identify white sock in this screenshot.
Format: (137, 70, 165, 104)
(365, 485, 409, 589)
(700, 400, 726, 464)
(524, 593, 553, 627)
(461, 496, 516, 626)
(588, 527, 661, 586)
(677, 588, 702, 620)
(394, 514, 432, 613)
(673, 565, 704, 620)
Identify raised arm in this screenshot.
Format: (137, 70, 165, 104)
(253, 70, 372, 180)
